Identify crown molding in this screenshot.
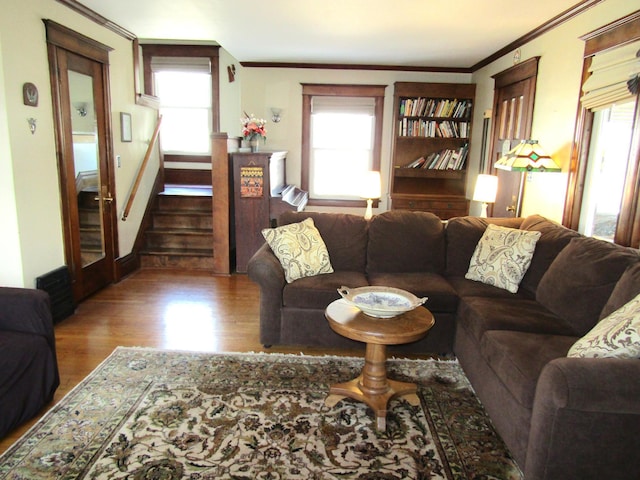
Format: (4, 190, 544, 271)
(471, 0, 603, 71)
(55, 0, 136, 40)
(240, 61, 472, 74)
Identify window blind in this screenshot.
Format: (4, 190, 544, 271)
(311, 96, 375, 115)
(150, 56, 211, 73)
(581, 40, 640, 111)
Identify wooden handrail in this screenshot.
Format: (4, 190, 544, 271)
(121, 115, 162, 221)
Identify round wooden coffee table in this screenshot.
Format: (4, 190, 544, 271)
(324, 299, 435, 430)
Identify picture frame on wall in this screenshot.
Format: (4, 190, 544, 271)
(120, 112, 132, 142)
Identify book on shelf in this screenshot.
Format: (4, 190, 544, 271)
(403, 156, 426, 168)
(399, 98, 473, 119)
(400, 144, 469, 171)
(398, 119, 470, 138)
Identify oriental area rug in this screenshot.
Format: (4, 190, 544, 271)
(0, 348, 522, 479)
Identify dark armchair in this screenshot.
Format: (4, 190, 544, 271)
(0, 287, 60, 438)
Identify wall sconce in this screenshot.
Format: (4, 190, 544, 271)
(27, 117, 37, 134)
(73, 102, 88, 117)
(360, 171, 382, 220)
(472, 174, 498, 218)
(271, 108, 282, 123)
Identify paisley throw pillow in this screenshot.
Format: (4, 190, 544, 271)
(262, 217, 333, 283)
(465, 224, 541, 293)
(567, 292, 640, 358)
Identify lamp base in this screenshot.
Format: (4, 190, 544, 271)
(364, 198, 373, 220)
(480, 202, 489, 218)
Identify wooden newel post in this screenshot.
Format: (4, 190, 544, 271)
(211, 132, 230, 274)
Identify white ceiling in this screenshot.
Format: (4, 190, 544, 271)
(77, 0, 585, 69)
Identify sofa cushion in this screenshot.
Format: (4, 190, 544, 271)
(279, 212, 368, 272)
(457, 296, 576, 344)
(519, 215, 581, 296)
(262, 218, 333, 283)
(536, 236, 640, 336)
(367, 272, 458, 313)
(465, 224, 541, 293)
(568, 292, 640, 359)
(283, 271, 369, 310)
(367, 210, 445, 274)
(600, 262, 640, 319)
(480, 331, 577, 408)
(448, 276, 534, 299)
(445, 216, 524, 277)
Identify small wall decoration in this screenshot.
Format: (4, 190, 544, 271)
(120, 112, 132, 142)
(23, 83, 38, 107)
(240, 166, 264, 198)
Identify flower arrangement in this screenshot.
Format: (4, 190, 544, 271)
(241, 112, 267, 142)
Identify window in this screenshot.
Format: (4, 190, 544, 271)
(302, 84, 385, 206)
(139, 44, 220, 155)
(564, 12, 640, 248)
(154, 67, 212, 154)
(579, 101, 635, 241)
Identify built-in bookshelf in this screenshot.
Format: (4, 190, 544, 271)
(391, 82, 476, 219)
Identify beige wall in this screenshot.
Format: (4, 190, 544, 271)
(470, 0, 637, 222)
(0, 0, 160, 287)
(1, 0, 636, 287)
(237, 67, 471, 215)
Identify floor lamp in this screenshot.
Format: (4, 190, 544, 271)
(494, 140, 561, 216)
(473, 174, 498, 217)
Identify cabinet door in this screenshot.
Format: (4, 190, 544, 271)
(232, 153, 271, 272)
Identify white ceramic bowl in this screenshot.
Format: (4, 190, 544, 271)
(337, 286, 427, 318)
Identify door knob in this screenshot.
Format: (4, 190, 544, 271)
(506, 205, 516, 212)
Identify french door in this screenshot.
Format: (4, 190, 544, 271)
(46, 21, 118, 301)
(488, 58, 538, 217)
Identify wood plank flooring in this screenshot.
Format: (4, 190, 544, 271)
(0, 269, 367, 455)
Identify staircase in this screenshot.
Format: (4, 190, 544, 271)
(78, 190, 103, 265)
(140, 186, 215, 269)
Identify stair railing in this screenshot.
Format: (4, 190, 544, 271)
(121, 115, 162, 221)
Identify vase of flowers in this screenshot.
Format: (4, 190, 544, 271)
(241, 112, 267, 152)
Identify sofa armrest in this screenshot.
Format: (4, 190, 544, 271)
(0, 287, 55, 345)
(247, 243, 286, 346)
(525, 357, 640, 480)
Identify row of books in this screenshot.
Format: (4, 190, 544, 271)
(399, 97, 472, 119)
(399, 119, 470, 138)
(402, 144, 469, 171)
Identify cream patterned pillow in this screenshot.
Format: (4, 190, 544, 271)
(262, 217, 333, 283)
(567, 292, 640, 358)
(465, 224, 541, 293)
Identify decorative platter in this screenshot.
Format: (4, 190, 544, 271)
(337, 286, 427, 318)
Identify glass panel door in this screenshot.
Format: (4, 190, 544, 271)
(68, 70, 105, 266)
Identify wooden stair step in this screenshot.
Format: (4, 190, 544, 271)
(140, 250, 214, 270)
(156, 195, 212, 212)
(152, 211, 213, 230)
(144, 229, 213, 250)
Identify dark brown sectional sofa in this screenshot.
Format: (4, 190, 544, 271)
(248, 210, 640, 480)
(0, 287, 60, 439)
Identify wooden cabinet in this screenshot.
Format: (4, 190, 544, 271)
(231, 151, 286, 272)
(390, 82, 475, 219)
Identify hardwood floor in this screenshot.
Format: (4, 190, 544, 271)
(0, 269, 366, 455)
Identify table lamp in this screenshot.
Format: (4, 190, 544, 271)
(473, 174, 498, 217)
(361, 171, 381, 220)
